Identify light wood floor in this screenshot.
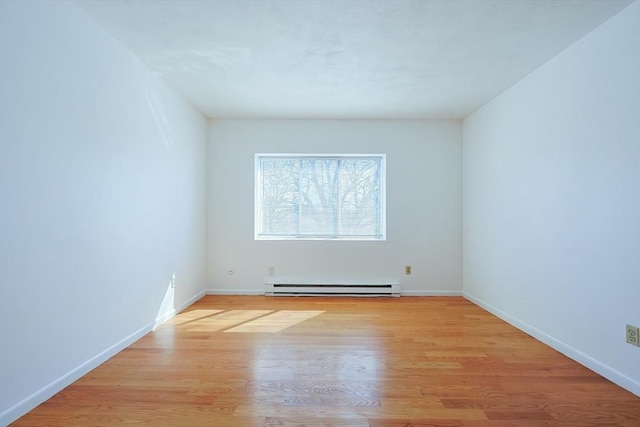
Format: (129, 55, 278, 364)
(13, 296, 640, 426)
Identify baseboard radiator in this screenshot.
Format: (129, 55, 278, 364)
(265, 282, 400, 297)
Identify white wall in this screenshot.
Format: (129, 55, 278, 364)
(463, 1, 640, 395)
(208, 120, 462, 294)
(0, 1, 208, 423)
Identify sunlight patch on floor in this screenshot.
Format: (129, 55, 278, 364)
(184, 310, 274, 332)
(170, 309, 226, 326)
(225, 310, 326, 333)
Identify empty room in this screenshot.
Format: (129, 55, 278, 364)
(0, 0, 638, 425)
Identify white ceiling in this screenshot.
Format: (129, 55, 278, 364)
(74, 0, 634, 120)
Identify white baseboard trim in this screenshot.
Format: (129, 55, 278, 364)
(401, 290, 462, 296)
(206, 288, 264, 295)
(153, 309, 176, 329)
(1, 288, 209, 426)
(153, 290, 207, 329)
(205, 289, 463, 297)
(177, 289, 207, 312)
(0, 321, 153, 426)
(463, 292, 640, 397)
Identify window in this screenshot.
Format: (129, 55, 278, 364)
(255, 154, 386, 240)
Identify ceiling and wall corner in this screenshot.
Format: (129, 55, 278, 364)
(73, 0, 634, 120)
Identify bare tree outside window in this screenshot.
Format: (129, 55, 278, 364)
(256, 154, 386, 240)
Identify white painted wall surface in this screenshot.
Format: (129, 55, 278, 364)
(463, 2, 640, 394)
(208, 120, 462, 294)
(0, 1, 208, 423)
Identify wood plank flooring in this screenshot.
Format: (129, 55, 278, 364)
(12, 296, 640, 426)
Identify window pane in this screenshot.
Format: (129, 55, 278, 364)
(261, 158, 299, 235)
(339, 158, 380, 236)
(299, 159, 338, 236)
(256, 154, 385, 240)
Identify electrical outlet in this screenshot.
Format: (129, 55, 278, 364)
(626, 324, 639, 346)
(405, 265, 412, 275)
(170, 273, 176, 288)
(268, 266, 275, 276)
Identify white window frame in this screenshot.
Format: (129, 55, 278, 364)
(255, 153, 386, 241)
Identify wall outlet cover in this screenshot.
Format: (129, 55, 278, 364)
(626, 324, 639, 347)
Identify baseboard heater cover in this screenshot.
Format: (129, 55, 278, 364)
(265, 282, 400, 297)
